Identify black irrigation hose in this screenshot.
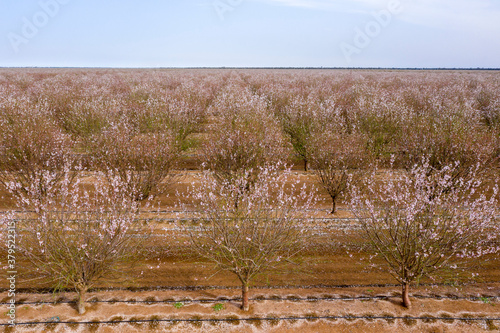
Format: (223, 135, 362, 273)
(0, 208, 344, 215)
(4, 281, 499, 294)
(8, 217, 363, 224)
(2, 315, 500, 327)
(2, 294, 500, 306)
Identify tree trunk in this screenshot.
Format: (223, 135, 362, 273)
(241, 284, 249, 311)
(402, 282, 411, 308)
(235, 191, 239, 209)
(77, 287, 87, 315)
(304, 159, 308, 172)
(330, 196, 337, 214)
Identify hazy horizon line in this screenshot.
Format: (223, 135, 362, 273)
(1, 67, 499, 71)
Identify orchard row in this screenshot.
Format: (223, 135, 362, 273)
(0, 69, 499, 314)
(1, 69, 499, 208)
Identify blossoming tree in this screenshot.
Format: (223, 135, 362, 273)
(350, 160, 498, 308)
(308, 132, 372, 214)
(0, 113, 75, 208)
(19, 173, 147, 314)
(186, 163, 315, 311)
(202, 89, 289, 207)
(89, 121, 179, 201)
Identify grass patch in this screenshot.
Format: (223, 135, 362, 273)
(212, 303, 224, 312)
(480, 296, 495, 305)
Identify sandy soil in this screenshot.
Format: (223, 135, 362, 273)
(2, 284, 499, 333)
(1, 171, 499, 332)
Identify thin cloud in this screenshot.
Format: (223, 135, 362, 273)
(399, 0, 500, 32)
(252, 0, 500, 32)
(250, 0, 339, 10)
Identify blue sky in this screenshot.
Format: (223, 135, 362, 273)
(1, 0, 499, 68)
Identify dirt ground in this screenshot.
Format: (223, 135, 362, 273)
(2, 283, 499, 333)
(1, 170, 500, 332)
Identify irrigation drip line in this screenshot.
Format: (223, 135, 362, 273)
(7, 208, 499, 221)
(8, 217, 364, 223)
(4, 280, 499, 294)
(2, 315, 500, 327)
(0, 208, 344, 215)
(3, 294, 499, 306)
